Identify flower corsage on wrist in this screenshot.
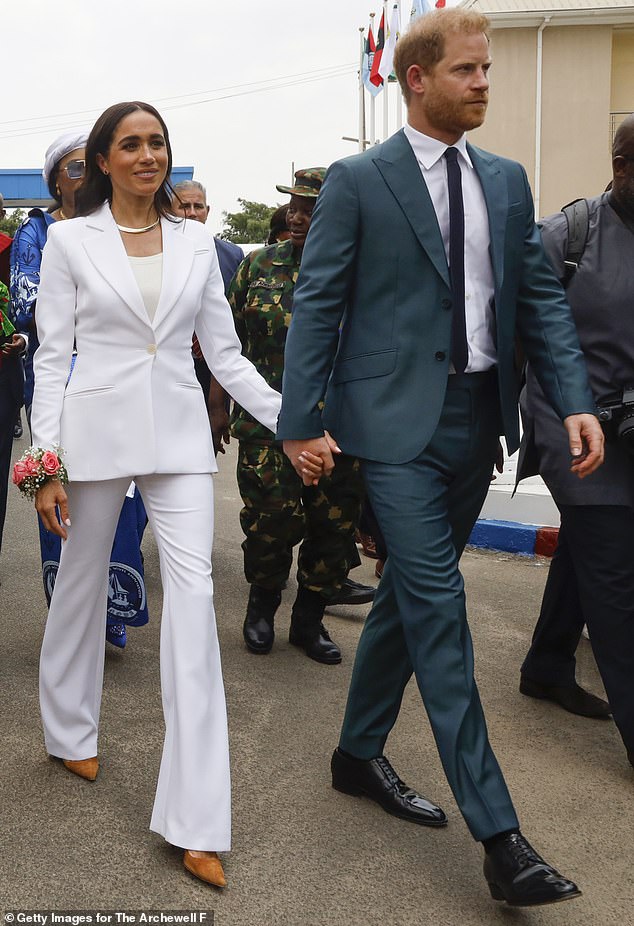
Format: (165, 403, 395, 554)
(13, 447, 69, 498)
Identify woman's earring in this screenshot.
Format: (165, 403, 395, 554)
(103, 169, 109, 176)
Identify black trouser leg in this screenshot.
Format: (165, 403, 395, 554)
(553, 505, 634, 754)
(521, 522, 584, 688)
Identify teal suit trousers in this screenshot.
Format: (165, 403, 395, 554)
(339, 373, 519, 841)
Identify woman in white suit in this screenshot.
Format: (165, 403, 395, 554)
(29, 101, 317, 887)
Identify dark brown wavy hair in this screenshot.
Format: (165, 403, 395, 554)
(75, 101, 176, 219)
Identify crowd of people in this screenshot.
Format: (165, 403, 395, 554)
(0, 6, 632, 910)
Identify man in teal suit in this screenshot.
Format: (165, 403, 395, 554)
(277, 9, 604, 908)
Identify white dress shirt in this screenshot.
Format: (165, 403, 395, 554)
(403, 123, 497, 372)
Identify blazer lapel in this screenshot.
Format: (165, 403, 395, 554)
(373, 130, 450, 288)
(152, 217, 196, 330)
(82, 202, 150, 326)
(468, 144, 506, 292)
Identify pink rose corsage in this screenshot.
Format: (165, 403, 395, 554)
(12, 447, 69, 498)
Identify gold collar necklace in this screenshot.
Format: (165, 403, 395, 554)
(116, 217, 160, 234)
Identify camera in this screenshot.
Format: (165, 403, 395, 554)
(596, 385, 634, 453)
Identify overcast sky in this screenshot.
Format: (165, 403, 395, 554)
(1, 0, 459, 233)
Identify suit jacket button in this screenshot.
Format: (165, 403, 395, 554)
(146, 343, 157, 355)
(441, 298, 452, 310)
(435, 351, 446, 361)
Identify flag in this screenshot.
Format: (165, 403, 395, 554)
(369, 12, 385, 88)
(410, 0, 432, 23)
(378, 4, 401, 82)
(362, 20, 382, 96)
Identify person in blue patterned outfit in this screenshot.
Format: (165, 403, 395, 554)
(1, 273, 26, 577)
(10, 131, 148, 646)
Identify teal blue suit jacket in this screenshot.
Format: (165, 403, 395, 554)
(276, 129, 594, 461)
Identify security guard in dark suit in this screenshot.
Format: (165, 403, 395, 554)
(518, 114, 634, 769)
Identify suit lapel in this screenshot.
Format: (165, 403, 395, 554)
(82, 202, 149, 326)
(152, 217, 195, 330)
(468, 144, 506, 292)
(373, 130, 450, 288)
(82, 206, 197, 330)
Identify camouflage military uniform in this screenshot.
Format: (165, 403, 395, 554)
(228, 240, 364, 598)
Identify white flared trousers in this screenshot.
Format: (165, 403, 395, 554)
(39, 473, 231, 851)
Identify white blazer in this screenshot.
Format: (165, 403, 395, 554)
(31, 202, 281, 481)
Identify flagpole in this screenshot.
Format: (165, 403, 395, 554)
(358, 27, 365, 152)
(382, 0, 389, 141)
(369, 12, 376, 145)
(396, 0, 403, 128)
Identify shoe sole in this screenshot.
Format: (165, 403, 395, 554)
(331, 780, 448, 827)
(326, 593, 375, 607)
(488, 883, 582, 906)
(244, 642, 273, 655)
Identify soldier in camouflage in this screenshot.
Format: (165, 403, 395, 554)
(228, 168, 368, 664)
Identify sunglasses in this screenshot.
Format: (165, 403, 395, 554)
(60, 159, 86, 180)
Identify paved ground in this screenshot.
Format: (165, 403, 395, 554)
(1, 437, 632, 926)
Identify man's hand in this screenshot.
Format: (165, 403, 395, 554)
(35, 478, 70, 540)
(490, 440, 504, 482)
(1, 333, 26, 357)
(283, 433, 340, 486)
(564, 413, 604, 479)
(208, 376, 230, 455)
(209, 404, 230, 455)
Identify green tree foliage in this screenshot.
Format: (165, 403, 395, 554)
(0, 208, 26, 237)
(219, 199, 276, 244)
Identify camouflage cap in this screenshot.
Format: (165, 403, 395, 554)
(275, 167, 327, 198)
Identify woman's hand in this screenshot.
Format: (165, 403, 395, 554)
(35, 479, 71, 539)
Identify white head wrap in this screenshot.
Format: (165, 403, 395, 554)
(43, 130, 90, 183)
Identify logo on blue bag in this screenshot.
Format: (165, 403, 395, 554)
(43, 560, 58, 604)
(108, 564, 146, 622)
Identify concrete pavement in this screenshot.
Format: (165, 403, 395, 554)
(1, 437, 632, 925)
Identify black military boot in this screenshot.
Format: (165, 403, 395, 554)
(289, 586, 342, 665)
(243, 585, 281, 654)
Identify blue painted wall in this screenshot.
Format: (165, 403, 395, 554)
(0, 166, 194, 205)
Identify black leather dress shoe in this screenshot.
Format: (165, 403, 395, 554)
(520, 677, 611, 718)
(327, 578, 376, 606)
(331, 748, 447, 826)
(289, 623, 342, 664)
(484, 833, 581, 906)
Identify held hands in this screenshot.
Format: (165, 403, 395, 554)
(35, 479, 71, 540)
(283, 431, 341, 486)
(564, 413, 604, 479)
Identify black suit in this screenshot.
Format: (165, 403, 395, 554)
(518, 193, 634, 757)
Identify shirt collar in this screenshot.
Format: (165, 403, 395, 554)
(403, 123, 473, 170)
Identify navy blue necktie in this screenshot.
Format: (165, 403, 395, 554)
(445, 146, 468, 373)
